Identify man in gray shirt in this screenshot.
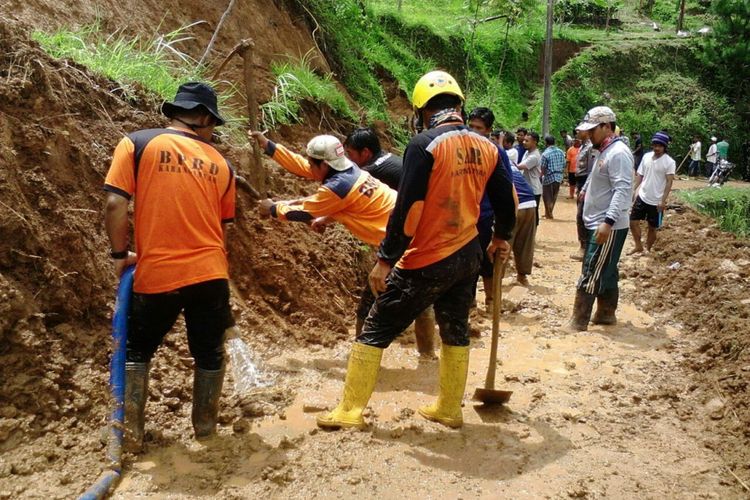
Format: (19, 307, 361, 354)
(517, 131, 543, 225)
(567, 106, 633, 331)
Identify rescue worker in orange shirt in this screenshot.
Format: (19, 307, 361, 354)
(317, 71, 517, 430)
(249, 132, 437, 358)
(104, 82, 236, 450)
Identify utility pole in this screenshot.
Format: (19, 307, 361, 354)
(542, 0, 554, 137)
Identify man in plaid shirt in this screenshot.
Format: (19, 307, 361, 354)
(541, 135, 566, 219)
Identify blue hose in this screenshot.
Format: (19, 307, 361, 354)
(79, 266, 135, 500)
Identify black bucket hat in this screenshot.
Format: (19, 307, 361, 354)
(161, 82, 225, 126)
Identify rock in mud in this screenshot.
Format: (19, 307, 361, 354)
(704, 398, 725, 420)
(302, 402, 328, 413)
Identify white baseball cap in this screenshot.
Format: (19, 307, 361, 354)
(306, 135, 353, 171)
(711, 136, 717, 142)
(576, 106, 617, 131)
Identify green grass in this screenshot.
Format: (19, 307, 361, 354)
(678, 186, 750, 237)
(369, 0, 545, 125)
(32, 23, 205, 102)
(32, 23, 250, 142)
(261, 56, 358, 129)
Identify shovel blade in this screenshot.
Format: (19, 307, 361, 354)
(472, 387, 513, 405)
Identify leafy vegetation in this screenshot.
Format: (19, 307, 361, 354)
(32, 0, 743, 166)
(643, 0, 711, 30)
(678, 187, 750, 237)
(535, 42, 741, 159)
(31, 23, 250, 142)
(698, 0, 749, 123)
(32, 23, 205, 102)
(260, 57, 357, 129)
(555, 0, 622, 28)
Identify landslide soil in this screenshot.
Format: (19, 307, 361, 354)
(0, 8, 748, 498)
(0, 20, 368, 498)
(4, 133, 749, 499)
(107, 184, 748, 499)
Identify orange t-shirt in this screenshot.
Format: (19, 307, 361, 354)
(566, 146, 580, 173)
(269, 143, 396, 246)
(398, 129, 502, 269)
(377, 125, 516, 271)
(104, 127, 236, 293)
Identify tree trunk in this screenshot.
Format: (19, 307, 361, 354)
(542, 0, 554, 137)
(677, 0, 686, 32)
(490, 18, 511, 110)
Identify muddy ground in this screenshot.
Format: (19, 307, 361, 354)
(0, 9, 748, 498)
(3, 177, 748, 498)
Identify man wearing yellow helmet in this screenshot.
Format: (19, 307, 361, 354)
(317, 70, 517, 430)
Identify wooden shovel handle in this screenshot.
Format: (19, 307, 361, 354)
(484, 251, 507, 390)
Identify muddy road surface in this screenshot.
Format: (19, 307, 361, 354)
(103, 181, 747, 499)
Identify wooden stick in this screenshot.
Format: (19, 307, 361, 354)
(674, 150, 691, 174)
(210, 41, 245, 81)
(727, 468, 750, 493)
(198, 0, 239, 68)
(240, 39, 266, 193)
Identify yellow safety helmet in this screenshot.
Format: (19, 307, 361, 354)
(411, 71, 465, 111)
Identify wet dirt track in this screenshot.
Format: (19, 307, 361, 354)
(111, 181, 748, 499)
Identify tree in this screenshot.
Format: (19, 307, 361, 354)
(700, 0, 750, 118)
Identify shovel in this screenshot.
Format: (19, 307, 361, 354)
(472, 251, 513, 405)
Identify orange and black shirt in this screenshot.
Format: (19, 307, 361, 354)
(378, 123, 516, 270)
(265, 142, 396, 246)
(104, 127, 236, 294)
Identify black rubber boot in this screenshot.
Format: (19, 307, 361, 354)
(192, 366, 225, 439)
(124, 362, 149, 453)
(566, 290, 596, 332)
(592, 288, 619, 325)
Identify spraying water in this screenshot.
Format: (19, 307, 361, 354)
(225, 328, 273, 395)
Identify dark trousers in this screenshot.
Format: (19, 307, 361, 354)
(575, 175, 588, 248)
(577, 228, 628, 295)
(542, 182, 561, 217)
(476, 215, 494, 278)
(127, 279, 234, 370)
(471, 214, 495, 301)
(358, 238, 482, 348)
(688, 159, 701, 177)
(705, 162, 715, 178)
(534, 194, 542, 225)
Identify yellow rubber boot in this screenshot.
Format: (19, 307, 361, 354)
(317, 343, 383, 429)
(418, 345, 470, 428)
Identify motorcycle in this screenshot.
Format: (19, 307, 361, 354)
(707, 158, 735, 187)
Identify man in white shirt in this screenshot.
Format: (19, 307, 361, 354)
(705, 136, 718, 178)
(688, 135, 702, 178)
(629, 131, 675, 254)
(517, 131, 542, 225)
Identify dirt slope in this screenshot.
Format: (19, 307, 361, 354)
(620, 191, 750, 475)
(1, 0, 331, 98)
(0, 0, 748, 495)
(0, 19, 368, 498)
